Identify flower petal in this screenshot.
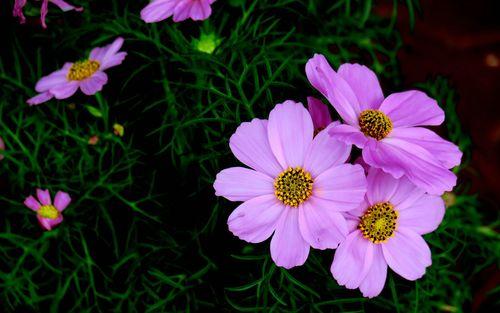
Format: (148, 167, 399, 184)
(229, 118, 282, 177)
(338, 63, 384, 110)
(50, 81, 79, 99)
(298, 197, 347, 249)
(141, 0, 178, 23)
(307, 97, 333, 131)
(270, 208, 310, 269)
(267, 100, 314, 168)
(37, 215, 63, 231)
(390, 127, 462, 169)
(34, 64, 71, 92)
(366, 168, 399, 206)
(398, 194, 445, 235)
(329, 124, 369, 149)
(305, 54, 360, 125)
(331, 230, 374, 289)
(228, 195, 284, 243)
(382, 228, 432, 281)
(24, 195, 41, 211)
(79, 72, 108, 95)
(359, 245, 388, 298)
(313, 164, 367, 211)
(188, 0, 212, 20)
(379, 91, 444, 127)
(214, 167, 274, 201)
(36, 189, 52, 205)
(50, 0, 83, 12)
(94, 37, 126, 70)
(27, 91, 54, 106)
(54, 191, 71, 212)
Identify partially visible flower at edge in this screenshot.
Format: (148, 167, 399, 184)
(0, 136, 5, 160)
(24, 189, 72, 231)
(141, 0, 216, 23)
(27, 37, 127, 106)
(13, 0, 83, 29)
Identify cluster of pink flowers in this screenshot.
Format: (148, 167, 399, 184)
(214, 54, 461, 298)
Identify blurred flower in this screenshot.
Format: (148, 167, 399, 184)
(24, 189, 71, 231)
(442, 192, 456, 208)
(332, 167, 445, 298)
(307, 96, 333, 135)
(13, 0, 83, 29)
(141, 0, 216, 23)
(113, 123, 124, 137)
(27, 37, 127, 106)
(193, 32, 221, 54)
(88, 135, 99, 145)
(214, 100, 366, 269)
(0, 136, 5, 160)
(306, 54, 462, 195)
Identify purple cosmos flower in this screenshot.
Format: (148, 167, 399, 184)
(331, 167, 445, 298)
(306, 54, 462, 195)
(214, 100, 367, 269)
(13, 0, 83, 29)
(27, 37, 127, 106)
(141, 0, 216, 23)
(24, 189, 72, 231)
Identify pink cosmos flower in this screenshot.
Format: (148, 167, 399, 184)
(0, 136, 5, 160)
(13, 0, 83, 29)
(331, 167, 445, 298)
(24, 189, 72, 231)
(27, 37, 127, 106)
(141, 0, 216, 23)
(214, 100, 367, 269)
(306, 54, 462, 195)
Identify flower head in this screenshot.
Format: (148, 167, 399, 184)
(13, 0, 83, 29)
(24, 189, 72, 231)
(27, 37, 127, 106)
(306, 54, 462, 195)
(141, 0, 216, 23)
(331, 167, 445, 298)
(214, 101, 367, 269)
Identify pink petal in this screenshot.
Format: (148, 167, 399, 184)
(307, 96, 333, 131)
(386, 174, 425, 211)
(13, 0, 27, 24)
(270, 208, 310, 269)
(91, 38, 126, 70)
(34, 64, 71, 92)
(298, 197, 347, 249)
(313, 164, 367, 211)
(40, 0, 49, 29)
(303, 124, 351, 177)
(331, 230, 374, 289)
(379, 91, 444, 127)
(27, 91, 54, 106)
(36, 189, 52, 205)
(229, 118, 282, 177)
(141, 0, 178, 23)
(227, 195, 284, 243)
(344, 213, 361, 232)
(99, 52, 127, 71)
(172, 0, 192, 22)
(49, 0, 83, 12)
(398, 194, 445, 235)
(37, 215, 63, 231)
(188, 0, 212, 20)
(366, 168, 399, 205)
(0, 136, 4, 161)
(354, 156, 369, 174)
(50, 81, 79, 99)
(79, 71, 108, 95)
(362, 138, 457, 195)
(267, 100, 314, 168)
(338, 63, 384, 110)
(359, 245, 388, 298)
(54, 191, 71, 212)
(24, 195, 41, 211)
(328, 124, 369, 149)
(214, 167, 274, 201)
(305, 54, 360, 125)
(382, 228, 432, 281)
(390, 127, 462, 169)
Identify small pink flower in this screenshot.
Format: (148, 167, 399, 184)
(141, 0, 216, 23)
(27, 37, 127, 106)
(24, 189, 72, 231)
(13, 0, 83, 29)
(331, 167, 445, 298)
(214, 100, 367, 269)
(0, 136, 5, 160)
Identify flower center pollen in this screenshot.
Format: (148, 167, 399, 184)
(67, 60, 100, 81)
(38, 205, 59, 220)
(359, 202, 398, 243)
(274, 167, 313, 207)
(359, 109, 393, 140)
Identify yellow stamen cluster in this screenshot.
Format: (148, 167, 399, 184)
(274, 167, 313, 207)
(38, 205, 59, 220)
(359, 109, 393, 140)
(359, 202, 398, 243)
(67, 60, 100, 81)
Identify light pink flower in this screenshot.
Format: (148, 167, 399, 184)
(24, 189, 72, 231)
(13, 0, 83, 29)
(306, 54, 462, 195)
(141, 0, 216, 23)
(27, 37, 127, 106)
(331, 167, 445, 298)
(214, 100, 367, 269)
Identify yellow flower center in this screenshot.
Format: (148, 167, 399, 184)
(38, 205, 59, 220)
(274, 167, 313, 207)
(359, 202, 398, 243)
(67, 60, 100, 81)
(358, 109, 393, 140)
